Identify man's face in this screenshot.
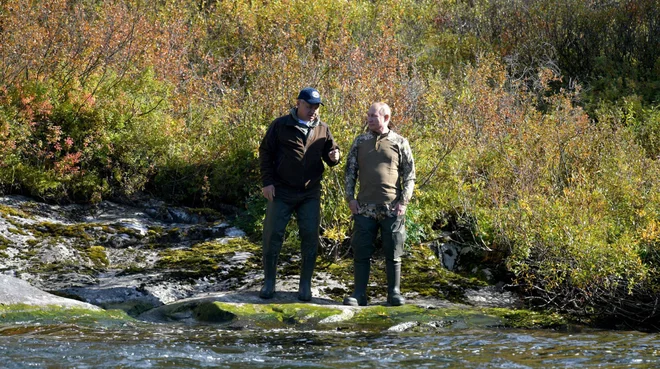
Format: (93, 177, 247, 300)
(367, 106, 388, 134)
(297, 100, 320, 121)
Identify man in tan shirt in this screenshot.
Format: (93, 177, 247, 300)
(343, 102, 416, 306)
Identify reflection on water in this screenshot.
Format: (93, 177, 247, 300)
(1, 321, 659, 368)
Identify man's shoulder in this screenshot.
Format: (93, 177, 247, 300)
(272, 113, 294, 125)
(386, 131, 410, 146)
(352, 132, 373, 145)
(311, 119, 330, 131)
(267, 114, 298, 134)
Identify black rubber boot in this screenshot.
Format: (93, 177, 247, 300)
(298, 254, 316, 301)
(343, 260, 370, 306)
(386, 260, 405, 306)
(259, 256, 277, 299)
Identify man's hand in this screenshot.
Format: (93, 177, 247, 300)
(329, 148, 340, 162)
(348, 199, 360, 215)
(394, 202, 407, 216)
(262, 185, 276, 201)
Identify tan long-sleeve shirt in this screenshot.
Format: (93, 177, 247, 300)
(345, 130, 415, 209)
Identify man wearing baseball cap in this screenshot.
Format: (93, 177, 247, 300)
(258, 87, 341, 301)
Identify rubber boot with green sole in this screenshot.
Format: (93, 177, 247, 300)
(298, 254, 316, 301)
(259, 256, 277, 299)
(343, 260, 370, 306)
(386, 260, 405, 306)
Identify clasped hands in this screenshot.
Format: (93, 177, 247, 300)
(348, 199, 407, 216)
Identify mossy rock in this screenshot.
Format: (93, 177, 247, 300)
(0, 204, 31, 219)
(30, 222, 97, 241)
(341, 304, 502, 330)
(0, 304, 133, 325)
(317, 243, 487, 303)
(485, 307, 570, 329)
(139, 297, 570, 331)
(146, 300, 344, 329)
(102, 301, 160, 317)
(0, 234, 10, 249)
(157, 238, 260, 272)
(87, 245, 109, 267)
(344, 305, 571, 330)
(193, 302, 238, 323)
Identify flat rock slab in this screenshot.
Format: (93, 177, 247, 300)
(0, 274, 100, 310)
(0, 275, 567, 331)
(138, 291, 505, 332)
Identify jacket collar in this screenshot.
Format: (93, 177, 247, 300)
(287, 108, 320, 128)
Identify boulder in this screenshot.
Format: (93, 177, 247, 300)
(0, 274, 100, 310)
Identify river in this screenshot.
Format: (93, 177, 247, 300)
(1, 317, 658, 368)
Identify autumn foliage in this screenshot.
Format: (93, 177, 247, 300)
(2, 0, 660, 328)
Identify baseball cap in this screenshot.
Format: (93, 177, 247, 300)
(297, 87, 324, 105)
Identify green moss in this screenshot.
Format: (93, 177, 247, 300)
(193, 302, 238, 323)
(402, 244, 487, 302)
(147, 298, 576, 331)
(148, 225, 164, 233)
(0, 205, 31, 219)
(216, 302, 512, 330)
(0, 234, 10, 249)
(188, 301, 342, 326)
(21, 249, 37, 259)
(147, 226, 165, 239)
(23, 221, 142, 243)
(113, 226, 143, 239)
(317, 243, 486, 303)
(269, 303, 341, 324)
(318, 259, 353, 300)
(7, 227, 28, 236)
(351, 305, 398, 325)
(119, 264, 148, 274)
(26, 261, 95, 275)
(157, 238, 260, 273)
(87, 245, 109, 267)
(17, 201, 40, 211)
(348, 305, 496, 327)
(31, 222, 96, 241)
(0, 304, 133, 324)
(102, 301, 159, 317)
(486, 307, 571, 329)
(26, 238, 40, 247)
(188, 207, 224, 221)
(5, 218, 25, 229)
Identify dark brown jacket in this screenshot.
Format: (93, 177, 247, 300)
(259, 109, 340, 190)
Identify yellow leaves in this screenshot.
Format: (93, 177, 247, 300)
(517, 198, 532, 213)
(322, 226, 348, 243)
(641, 219, 660, 244)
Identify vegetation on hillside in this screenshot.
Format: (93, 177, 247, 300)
(1, 0, 659, 329)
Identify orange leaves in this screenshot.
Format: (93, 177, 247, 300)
(53, 151, 82, 177)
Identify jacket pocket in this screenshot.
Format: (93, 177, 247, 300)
(276, 156, 304, 187)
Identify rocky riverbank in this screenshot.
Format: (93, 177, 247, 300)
(0, 194, 561, 330)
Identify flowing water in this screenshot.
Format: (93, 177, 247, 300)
(1, 318, 659, 368)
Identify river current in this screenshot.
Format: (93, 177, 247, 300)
(1, 318, 659, 368)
